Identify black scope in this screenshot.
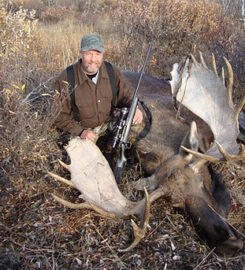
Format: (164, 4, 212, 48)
(112, 107, 128, 148)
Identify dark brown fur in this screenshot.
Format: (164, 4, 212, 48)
(112, 71, 243, 255)
(120, 72, 212, 171)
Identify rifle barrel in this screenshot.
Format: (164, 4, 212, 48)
(132, 41, 153, 100)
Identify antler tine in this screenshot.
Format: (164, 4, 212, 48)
(119, 186, 172, 252)
(215, 140, 245, 161)
(119, 188, 150, 252)
(58, 159, 70, 171)
(181, 141, 245, 163)
(223, 57, 234, 109)
(199, 51, 208, 69)
(181, 146, 220, 163)
(48, 172, 74, 187)
(191, 159, 208, 173)
(52, 194, 117, 218)
(211, 53, 218, 75)
(222, 67, 225, 86)
(119, 219, 145, 252)
(190, 54, 198, 65)
(235, 96, 245, 123)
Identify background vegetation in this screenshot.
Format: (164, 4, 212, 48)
(0, 0, 244, 269)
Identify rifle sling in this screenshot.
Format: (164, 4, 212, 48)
(134, 100, 152, 144)
(127, 100, 152, 170)
(66, 65, 80, 122)
(104, 61, 117, 109)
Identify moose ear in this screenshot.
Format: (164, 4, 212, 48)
(179, 121, 199, 161)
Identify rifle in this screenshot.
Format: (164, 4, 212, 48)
(113, 41, 153, 183)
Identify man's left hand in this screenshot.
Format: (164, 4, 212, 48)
(133, 107, 143, 125)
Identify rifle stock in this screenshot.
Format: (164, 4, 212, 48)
(114, 144, 127, 183)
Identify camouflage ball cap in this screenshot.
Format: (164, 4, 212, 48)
(81, 33, 104, 53)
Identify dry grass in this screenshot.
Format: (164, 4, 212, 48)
(1, 159, 244, 269)
(0, 0, 245, 269)
(37, 19, 93, 72)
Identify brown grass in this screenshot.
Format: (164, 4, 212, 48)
(0, 0, 245, 269)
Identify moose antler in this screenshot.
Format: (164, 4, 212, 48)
(48, 137, 167, 251)
(170, 53, 245, 161)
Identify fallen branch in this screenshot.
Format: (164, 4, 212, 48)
(21, 76, 54, 104)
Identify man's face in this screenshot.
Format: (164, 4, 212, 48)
(80, 50, 103, 74)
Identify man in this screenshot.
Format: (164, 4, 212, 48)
(53, 33, 143, 142)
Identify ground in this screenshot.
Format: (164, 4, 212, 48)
(0, 143, 244, 269)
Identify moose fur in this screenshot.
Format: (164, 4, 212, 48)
(118, 58, 244, 254)
(50, 54, 245, 255)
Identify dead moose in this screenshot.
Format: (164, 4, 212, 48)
(49, 53, 245, 255)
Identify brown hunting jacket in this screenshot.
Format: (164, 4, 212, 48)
(53, 59, 131, 136)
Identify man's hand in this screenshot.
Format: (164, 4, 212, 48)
(133, 107, 143, 125)
(80, 129, 97, 141)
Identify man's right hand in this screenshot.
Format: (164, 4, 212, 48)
(80, 129, 97, 141)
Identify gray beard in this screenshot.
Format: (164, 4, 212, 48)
(86, 65, 99, 74)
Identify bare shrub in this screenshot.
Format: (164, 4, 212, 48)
(40, 5, 70, 22)
(0, 3, 48, 90)
(0, 3, 60, 185)
(22, 0, 44, 10)
(112, 0, 245, 101)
